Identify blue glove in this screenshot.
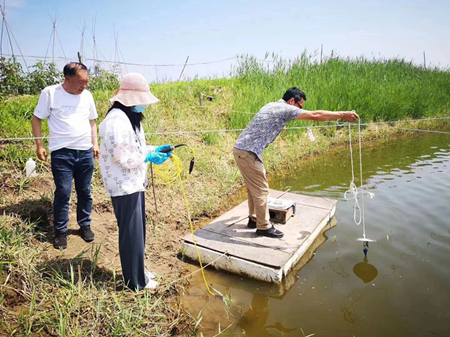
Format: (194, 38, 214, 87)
(145, 152, 170, 165)
(155, 144, 173, 153)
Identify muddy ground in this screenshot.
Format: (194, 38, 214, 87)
(0, 167, 241, 286)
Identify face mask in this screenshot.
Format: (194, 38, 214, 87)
(131, 105, 147, 113)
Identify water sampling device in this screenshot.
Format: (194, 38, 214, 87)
(153, 144, 195, 184)
(158, 144, 195, 174)
(355, 189, 376, 257)
(345, 118, 377, 256)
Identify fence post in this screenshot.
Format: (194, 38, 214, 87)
(178, 55, 189, 81)
(320, 44, 323, 64)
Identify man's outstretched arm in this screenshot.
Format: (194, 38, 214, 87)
(295, 110, 359, 123)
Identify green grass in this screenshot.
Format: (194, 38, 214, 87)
(0, 215, 194, 336)
(229, 53, 450, 129)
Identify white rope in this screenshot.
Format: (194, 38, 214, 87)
(386, 126, 450, 135)
(0, 135, 99, 141)
(0, 125, 322, 141)
(360, 116, 450, 125)
(343, 118, 374, 239)
(231, 110, 257, 115)
(1, 116, 450, 142)
(232, 112, 450, 125)
(0, 53, 238, 67)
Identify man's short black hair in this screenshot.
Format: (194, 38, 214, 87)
(63, 62, 88, 77)
(282, 87, 307, 103)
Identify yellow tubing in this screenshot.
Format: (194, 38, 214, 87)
(153, 146, 215, 296)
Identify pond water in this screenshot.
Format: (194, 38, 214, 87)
(182, 133, 450, 337)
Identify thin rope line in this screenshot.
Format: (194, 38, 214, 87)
(231, 113, 450, 125)
(349, 123, 355, 183)
(386, 126, 450, 135)
(86, 56, 238, 67)
(358, 120, 368, 239)
(0, 125, 333, 141)
(2, 117, 450, 142)
(361, 117, 450, 125)
(231, 110, 257, 115)
(0, 53, 238, 67)
(232, 111, 450, 126)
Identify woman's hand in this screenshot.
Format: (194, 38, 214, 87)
(145, 152, 170, 165)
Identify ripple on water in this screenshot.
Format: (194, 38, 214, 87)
(304, 184, 321, 190)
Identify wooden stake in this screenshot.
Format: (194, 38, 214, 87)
(77, 264, 82, 292)
(178, 55, 189, 81)
(320, 44, 323, 64)
(150, 163, 158, 214)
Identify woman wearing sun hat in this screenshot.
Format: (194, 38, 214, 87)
(99, 73, 171, 290)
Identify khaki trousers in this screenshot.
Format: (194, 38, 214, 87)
(233, 148, 270, 230)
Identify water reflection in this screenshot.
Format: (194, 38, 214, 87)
(353, 256, 378, 283)
(237, 293, 296, 336)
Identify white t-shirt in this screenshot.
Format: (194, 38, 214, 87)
(33, 84, 98, 152)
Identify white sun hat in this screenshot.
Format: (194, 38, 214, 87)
(109, 73, 159, 106)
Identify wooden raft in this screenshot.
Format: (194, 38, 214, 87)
(182, 189, 338, 283)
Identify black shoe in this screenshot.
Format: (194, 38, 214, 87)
(247, 218, 257, 229)
(256, 226, 284, 238)
(80, 226, 95, 242)
(53, 233, 67, 249)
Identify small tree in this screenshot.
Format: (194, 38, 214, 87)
(0, 57, 27, 97)
(27, 61, 63, 94)
(88, 67, 119, 91)
(0, 58, 119, 97)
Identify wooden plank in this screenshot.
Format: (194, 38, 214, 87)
(183, 244, 283, 282)
(199, 204, 332, 255)
(184, 229, 291, 268)
(200, 190, 337, 233)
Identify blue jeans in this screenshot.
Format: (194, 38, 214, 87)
(51, 148, 94, 234)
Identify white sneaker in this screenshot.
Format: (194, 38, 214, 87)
(144, 270, 156, 280)
(144, 279, 158, 289)
(144, 270, 158, 289)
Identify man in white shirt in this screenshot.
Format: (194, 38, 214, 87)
(32, 62, 99, 249)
